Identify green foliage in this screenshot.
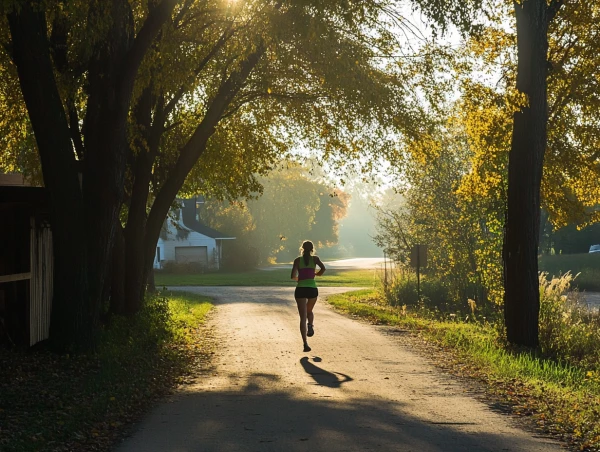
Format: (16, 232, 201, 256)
(539, 253, 600, 291)
(375, 0, 600, 317)
(201, 162, 350, 265)
(410, 0, 484, 36)
(384, 273, 452, 311)
(377, 269, 600, 372)
(538, 272, 600, 368)
(549, 222, 600, 255)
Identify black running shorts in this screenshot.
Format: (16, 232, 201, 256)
(294, 287, 318, 299)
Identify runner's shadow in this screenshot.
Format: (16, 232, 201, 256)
(300, 357, 353, 388)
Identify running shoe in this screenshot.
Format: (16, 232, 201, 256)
(307, 323, 314, 337)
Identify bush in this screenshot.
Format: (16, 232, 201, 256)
(385, 274, 453, 312)
(538, 272, 600, 368)
(98, 295, 177, 377)
(160, 261, 207, 274)
(221, 243, 259, 271)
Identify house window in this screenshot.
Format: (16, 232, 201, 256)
(156, 247, 161, 263)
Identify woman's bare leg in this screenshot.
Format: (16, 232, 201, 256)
(295, 298, 308, 344)
(307, 297, 317, 329)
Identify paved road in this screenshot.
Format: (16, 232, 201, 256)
(582, 292, 600, 310)
(116, 287, 561, 452)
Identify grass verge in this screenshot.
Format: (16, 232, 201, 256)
(0, 292, 213, 452)
(155, 268, 380, 288)
(328, 289, 600, 451)
(539, 253, 600, 291)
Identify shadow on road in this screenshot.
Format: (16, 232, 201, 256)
(117, 372, 558, 452)
(299, 357, 353, 388)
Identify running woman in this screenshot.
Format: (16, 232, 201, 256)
(291, 240, 326, 352)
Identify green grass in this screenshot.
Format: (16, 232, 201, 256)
(328, 289, 600, 450)
(155, 268, 381, 288)
(539, 253, 600, 291)
(0, 292, 213, 452)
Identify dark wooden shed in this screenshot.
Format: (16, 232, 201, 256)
(0, 183, 53, 346)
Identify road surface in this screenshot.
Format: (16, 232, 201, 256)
(116, 286, 561, 452)
(582, 292, 600, 310)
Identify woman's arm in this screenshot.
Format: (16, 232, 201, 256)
(291, 258, 299, 281)
(315, 256, 326, 276)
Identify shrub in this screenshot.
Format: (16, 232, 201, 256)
(538, 272, 600, 368)
(99, 295, 176, 371)
(385, 273, 453, 312)
(221, 243, 259, 270)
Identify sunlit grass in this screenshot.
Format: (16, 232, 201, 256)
(155, 268, 380, 288)
(168, 292, 213, 336)
(328, 289, 600, 450)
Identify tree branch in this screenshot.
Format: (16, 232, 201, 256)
(547, 0, 564, 23)
(221, 90, 324, 120)
(146, 43, 266, 240)
(163, 26, 235, 117)
(120, 0, 178, 97)
(67, 100, 85, 160)
(173, 0, 194, 28)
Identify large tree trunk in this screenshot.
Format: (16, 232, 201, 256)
(8, 0, 179, 348)
(503, 0, 559, 347)
(7, 4, 91, 351)
(82, 0, 136, 332)
(120, 46, 267, 312)
(109, 226, 126, 315)
(120, 88, 160, 315)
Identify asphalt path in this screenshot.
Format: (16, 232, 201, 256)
(115, 286, 562, 452)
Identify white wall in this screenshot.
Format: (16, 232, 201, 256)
(153, 213, 218, 269)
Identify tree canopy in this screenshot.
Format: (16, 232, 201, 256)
(1, 0, 425, 348)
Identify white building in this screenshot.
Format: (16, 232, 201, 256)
(153, 198, 235, 270)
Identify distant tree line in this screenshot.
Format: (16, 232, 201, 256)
(200, 163, 349, 267)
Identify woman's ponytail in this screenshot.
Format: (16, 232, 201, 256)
(300, 240, 314, 266)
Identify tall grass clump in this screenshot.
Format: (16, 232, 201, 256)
(539, 253, 600, 291)
(538, 272, 600, 369)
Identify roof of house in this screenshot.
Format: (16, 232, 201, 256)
(0, 186, 49, 208)
(181, 199, 235, 240)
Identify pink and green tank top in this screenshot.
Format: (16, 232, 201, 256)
(297, 255, 317, 288)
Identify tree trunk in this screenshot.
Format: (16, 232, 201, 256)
(7, 4, 91, 351)
(109, 226, 126, 315)
(120, 87, 159, 314)
(82, 0, 136, 332)
(8, 0, 179, 348)
(503, 0, 556, 347)
(147, 269, 156, 293)
(121, 46, 267, 312)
